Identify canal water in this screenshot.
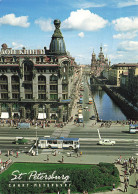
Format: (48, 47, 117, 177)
(92, 89, 127, 121)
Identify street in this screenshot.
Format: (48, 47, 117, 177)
(0, 76, 138, 157)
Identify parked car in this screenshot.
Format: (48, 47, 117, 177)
(89, 115, 95, 120)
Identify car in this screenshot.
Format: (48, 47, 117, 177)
(13, 137, 29, 145)
(89, 115, 95, 120)
(98, 139, 116, 146)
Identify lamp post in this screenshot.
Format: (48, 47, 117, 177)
(43, 105, 45, 128)
(36, 126, 38, 155)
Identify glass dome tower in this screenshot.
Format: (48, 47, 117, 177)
(49, 19, 67, 55)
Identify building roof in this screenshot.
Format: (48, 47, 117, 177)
(112, 63, 138, 68)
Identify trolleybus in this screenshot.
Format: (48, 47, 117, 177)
(129, 124, 138, 133)
(38, 137, 80, 150)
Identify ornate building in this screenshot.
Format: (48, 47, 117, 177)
(0, 19, 79, 122)
(91, 46, 110, 76)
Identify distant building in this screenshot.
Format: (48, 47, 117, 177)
(0, 19, 79, 122)
(110, 63, 138, 86)
(91, 46, 110, 76)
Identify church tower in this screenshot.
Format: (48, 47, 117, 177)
(98, 46, 105, 63)
(91, 50, 96, 65)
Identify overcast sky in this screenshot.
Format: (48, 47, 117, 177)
(0, 0, 138, 65)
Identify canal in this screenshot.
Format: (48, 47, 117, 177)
(92, 89, 127, 121)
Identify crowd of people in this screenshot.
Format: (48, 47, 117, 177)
(0, 158, 12, 174)
(116, 155, 138, 192)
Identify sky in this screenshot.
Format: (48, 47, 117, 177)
(0, 0, 138, 65)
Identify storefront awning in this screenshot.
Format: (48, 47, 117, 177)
(1, 112, 9, 119)
(12, 112, 20, 116)
(38, 113, 46, 119)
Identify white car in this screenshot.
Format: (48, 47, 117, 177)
(98, 139, 116, 146)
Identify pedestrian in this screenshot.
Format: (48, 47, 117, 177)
(127, 176, 129, 184)
(16, 151, 18, 158)
(62, 156, 64, 163)
(7, 150, 9, 157)
(136, 179, 138, 188)
(124, 176, 127, 183)
(124, 182, 128, 192)
(47, 155, 49, 161)
(67, 188, 70, 194)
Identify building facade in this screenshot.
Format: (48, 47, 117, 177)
(0, 19, 79, 122)
(110, 63, 138, 86)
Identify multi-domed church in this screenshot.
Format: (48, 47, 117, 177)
(0, 19, 78, 122)
(91, 46, 110, 77)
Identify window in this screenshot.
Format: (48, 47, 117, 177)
(38, 94, 46, 99)
(24, 75, 32, 81)
(62, 94, 68, 99)
(50, 85, 57, 91)
(24, 84, 32, 89)
(1, 93, 8, 99)
(0, 85, 8, 90)
(25, 94, 33, 99)
(1, 103, 8, 111)
(12, 85, 19, 90)
(50, 75, 58, 81)
(50, 94, 58, 100)
(38, 85, 46, 90)
(38, 76, 46, 81)
(36, 57, 39, 63)
(62, 84, 67, 91)
(12, 94, 19, 99)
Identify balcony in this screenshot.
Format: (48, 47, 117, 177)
(50, 90, 58, 93)
(49, 81, 58, 84)
(0, 89, 8, 92)
(23, 80, 32, 84)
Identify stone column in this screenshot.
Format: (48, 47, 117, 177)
(20, 106, 26, 119)
(46, 75, 50, 99)
(8, 103, 12, 119)
(0, 103, 1, 118)
(33, 74, 38, 100)
(7, 75, 12, 99)
(33, 104, 39, 119)
(19, 59, 25, 100)
(58, 78, 62, 100)
(58, 105, 63, 122)
(46, 104, 50, 119)
(68, 104, 72, 119)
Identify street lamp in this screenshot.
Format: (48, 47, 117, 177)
(35, 127, 38, 155)
(43, 105, 45, 128)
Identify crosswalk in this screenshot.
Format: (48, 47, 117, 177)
(51, 128, 71, 138)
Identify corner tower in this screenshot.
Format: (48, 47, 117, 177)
(49, 19, 67, 55)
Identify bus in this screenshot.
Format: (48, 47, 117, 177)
(129, 124, 138, 133)
(79, 97, 83, 104)
(17, 123, 30, 129)
(78, 109, 83, 114)
(38, 137, 80, 150)
(78, 114, 83, 123)
(89, 98, 93, 104)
